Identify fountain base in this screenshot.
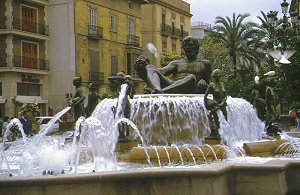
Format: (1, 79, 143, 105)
(115, 139, 292, 165)
(1, 160, 300, 195)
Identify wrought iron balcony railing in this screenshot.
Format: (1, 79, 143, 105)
(12, 17, 49, 35)
(161, 24, 172, 35)
(13, 55, 49, 70)
(182, 30, 189, 37)
(0, 17, 48, 35)
(89, 71, 104, 82)
(127, 35, 140, 46)
(88, 25, 103, 39)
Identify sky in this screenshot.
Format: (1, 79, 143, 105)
(187, 0, 292, 25)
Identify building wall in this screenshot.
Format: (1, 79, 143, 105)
(191, 21, 212, 39)
(75, 0, 144, 94)
(48, 0, 76, 112)
(141, 0, 191, 67)
(0, 0, 49, 118)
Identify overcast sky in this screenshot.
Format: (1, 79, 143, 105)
(187, 0, 292, 25)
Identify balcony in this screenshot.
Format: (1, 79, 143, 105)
(182, 30, 189, 38)
(171, 27, 181, 38)
(12, 17, 49, 36)
(23, 0, 49, 6)
(161, 24, 171, 35)
(88, 25, 103, 39)
(89, 71, 104, 83)
(13, 55, 49, 71)
(0, 17, 49, 38)
(127, 35, 140, 47)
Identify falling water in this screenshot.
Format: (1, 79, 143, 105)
(203, 144, 218, 161)
(172, 144, 184, 165)
(39, 107, 71, 136)
(153, 146, 161, 167)
(195, 146, 207, 163)
(184, 146, 196, 164)
(163, 146, 171, 165)
(219, 97, 265, 146)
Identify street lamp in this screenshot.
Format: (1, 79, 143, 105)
(267, 0, 300, 131)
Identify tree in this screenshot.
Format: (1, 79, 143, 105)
(256, 11, 300, 106)
(161, 48, 182, 67)
(209, 13, 264, 77)
(198, 36, 230, 70)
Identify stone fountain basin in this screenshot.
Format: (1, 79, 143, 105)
(0, 160, 299, 195)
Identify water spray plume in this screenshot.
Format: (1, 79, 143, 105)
(146, 43, 159, 58)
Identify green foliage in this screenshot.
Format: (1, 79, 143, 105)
(100, 91, 114, 99)
(161, 48, 183, 67)
(12, 97, 40, 121)
(256, 11, 300, 106)
(209, 13, 264, 74)
(198, 36, 231, 70)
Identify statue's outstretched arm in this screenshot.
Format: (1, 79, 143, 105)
(160, 61, 176, 76)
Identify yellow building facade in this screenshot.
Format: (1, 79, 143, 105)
(75, 0, 146, 94)
(0, 0, 49, 117)
(141, 0, 192, 67)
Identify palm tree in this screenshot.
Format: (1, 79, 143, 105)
(209, 13, 264, 76)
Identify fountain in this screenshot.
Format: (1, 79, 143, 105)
(1, 90, 300, 194)
(1, 39, 300, 194)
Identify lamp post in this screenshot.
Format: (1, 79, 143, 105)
(267, 0, 300, 131)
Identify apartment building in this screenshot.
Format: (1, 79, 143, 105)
(0, 0, 49, 117)
(75, 0, 147, 94)
(141, 0, 192, 67)
(191, 21, 211, 39)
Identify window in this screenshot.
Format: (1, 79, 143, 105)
(89, 8, 97, 26)
(180, 24, 184, 37)
(162, 37, 167, 50)
(171, 20, 175, 35)
(21, 6, 37, 33)
(172, 41, 176, 52)
(128, 19, 135, 43)
(162, 14, 166, 26)
(128, 19, 135, 36)
(0, 82, 2, 96)
(161, 14, 166, 31)
(22, 41, 38, 69)
(110, 15, 117, 32)
(89, 50, 100, 81)
(17, 83, 40, 96)
(128, 0, 133, 9)
(111, 55, 118, 75)
(126, 53, 131, 75)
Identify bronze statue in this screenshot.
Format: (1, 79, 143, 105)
(71, 76, 85, 121)
(264, 77, 281, 135)
(250, 83, 265, 120)
(204, 69, 227, 139)
(108, 71, 126, 96)
(85, 82, 103, 117)
(134, 36, 211, 94)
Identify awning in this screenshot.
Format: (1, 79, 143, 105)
(15, 96, 48, 104)
(0, 98, 6, 104)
